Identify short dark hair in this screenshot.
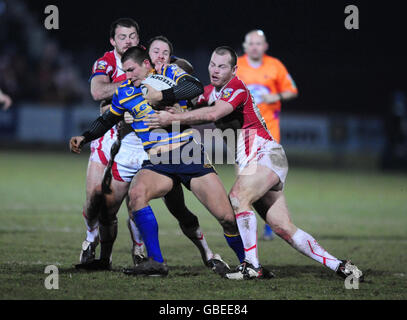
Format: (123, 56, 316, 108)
(121, 46, 150, 65)
(213, 46, 238, 67)
(110, 18, 140, 39)
(147, 35, 174, 57)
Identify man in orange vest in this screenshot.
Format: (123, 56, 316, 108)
(237, 29, 298, 240)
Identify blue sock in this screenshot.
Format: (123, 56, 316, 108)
(132, 206, 164, 263)
(224, 234, 245, 263)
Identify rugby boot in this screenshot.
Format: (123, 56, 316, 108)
(123, 257, 168, 277)
(207, 253, 231, 276)
(225, 260, 275, 280)
(336, 260, 364, 281)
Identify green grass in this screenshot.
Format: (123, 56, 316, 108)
(0, 150, 407, 300)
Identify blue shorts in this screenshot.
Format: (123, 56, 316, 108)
(140, 140, 217, 190)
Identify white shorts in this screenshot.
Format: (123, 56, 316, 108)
(236, 133, 288, 189)
(111, 132, 149, 183)
(89, 127, 117, 166)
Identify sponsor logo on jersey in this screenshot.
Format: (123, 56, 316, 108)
(96, 60, 108, 70)
(132, 102, 153, 119)
(222, 88, 234, 99)
(125, 87, 135, 96)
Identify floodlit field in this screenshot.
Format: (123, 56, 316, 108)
(1, 150, 406, 300)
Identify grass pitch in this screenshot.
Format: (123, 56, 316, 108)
(0, 150, 406, 300)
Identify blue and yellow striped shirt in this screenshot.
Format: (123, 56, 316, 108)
(110, 64, 193, 150)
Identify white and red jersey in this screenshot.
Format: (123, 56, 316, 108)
(89, 50, 124, 165)
(197, 76, 275, 154)
(197, 76, 273, 140)
(90, 49, 127, 84)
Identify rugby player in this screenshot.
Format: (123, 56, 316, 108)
(70, 46, 245, 276)
(237, 30, 299, 241)
(145, 46, 363, 281)
(80, 18, 144, 267)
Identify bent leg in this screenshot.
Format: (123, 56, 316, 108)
(98, 178, 129, 261)
(228, 163, 280, 268)
(262, 190, 341, 271)
(127, 169, 174, 263)
(190, 173, 245, 264)
(83, 160, 106, 243)
(163, 183, 214, 264)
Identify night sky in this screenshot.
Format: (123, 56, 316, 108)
(24, 0, 406, 115)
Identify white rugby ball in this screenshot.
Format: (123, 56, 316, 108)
(141, 74, 176, 96)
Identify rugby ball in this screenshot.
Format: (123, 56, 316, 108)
(141, 74, 176, 96)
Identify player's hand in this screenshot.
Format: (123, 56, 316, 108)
(142, 83, 163, 106)
(145, 111, 174, 129)
(124, 111, 134, 124)
(165, 103, 185, 114)
(262, 93, 281, 104)
(0, 93, 12, 111)
(69, 136, 85, 154)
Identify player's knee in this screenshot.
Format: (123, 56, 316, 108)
(219, 214, 238, 235)
(229, 191, 250, 212)
(128, 185, 148, 211)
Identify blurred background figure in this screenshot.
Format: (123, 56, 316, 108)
(237, 30, 298, 240)
(0, 88, 12, 110)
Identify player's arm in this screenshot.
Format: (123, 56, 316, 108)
(262, 90, 298, 104)
(143, 74, 204, 106)
(146, 99, 234, 128)
(69, 109, 121, 154)
(262, 60, 298, 104)
(90, 75, 122, 101)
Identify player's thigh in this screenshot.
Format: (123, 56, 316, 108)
(129, 169, 174, 203)
(230, 163, 280, 206)
(105, 179, 130, 213)
(85, 160, 106, 197)
(163, 182, 187, 212)
(190, 173, 234, 220)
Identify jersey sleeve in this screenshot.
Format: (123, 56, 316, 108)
(90, 54, 115, 82)
(275, 59, 298, 93)
(162, 64, 189, 84)
(220, 81, 248, 110)
(110, 89, 126, 116)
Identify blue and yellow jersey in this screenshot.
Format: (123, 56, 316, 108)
(152, 63, 189, 110)
(111, 64, 193, 150)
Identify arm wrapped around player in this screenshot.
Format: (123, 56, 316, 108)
(81, 110, 121, 144)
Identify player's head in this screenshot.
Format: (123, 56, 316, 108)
(208, 46, 238, 88)
(110, 18, 140, 56)
(121, 46, 152, 87)
(243, 29, 268, 61)
(148, 35, 173, 65)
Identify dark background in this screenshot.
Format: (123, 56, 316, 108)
(2, 0, 406, 116)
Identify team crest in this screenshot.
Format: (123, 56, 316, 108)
(222, 88, 234, 99)
(125, 87, 135, 96)
(96, 60, 107, 70)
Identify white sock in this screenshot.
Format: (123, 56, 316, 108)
(127, 218, 144, 248)
(236, 211, 259, 268)
(83, 211, 98, 243)
(291, 228, 341, 271)
(188, 227, 214, 261)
